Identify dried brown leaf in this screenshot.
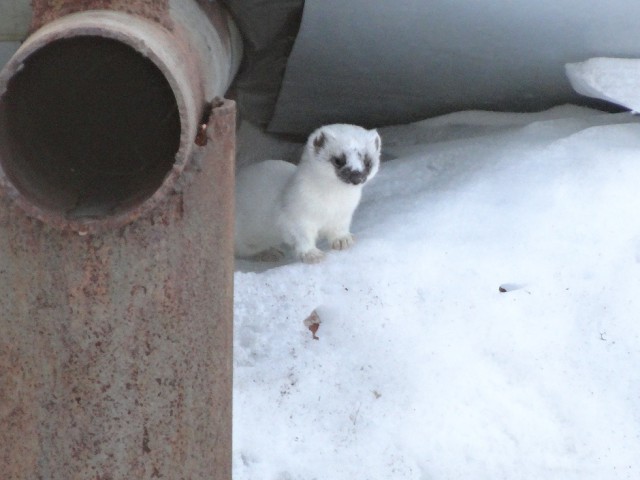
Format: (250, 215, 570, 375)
(304, 309, 321, 340)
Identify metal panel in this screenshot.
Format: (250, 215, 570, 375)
(269, 0, 637, 135)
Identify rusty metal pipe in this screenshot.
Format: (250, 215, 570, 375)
(0, 0, 241, 233)
(0, 1, 240, 478)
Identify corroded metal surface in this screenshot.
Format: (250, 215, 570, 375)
(31, 0, 173, 31)
(0, 0, 241, 234)
(0, 100, 236, 479)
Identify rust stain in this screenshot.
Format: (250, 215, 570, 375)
(0, 345, 24, 421)
(0, 345, 39, 478)
(195, 122, 208, 146)
(67, 238, 113, 323)
(142, 426, 151, 454)
(195, 98, 226, 146)
(31, 0, 173, 32)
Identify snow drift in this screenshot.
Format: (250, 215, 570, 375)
(233, 105, 640, 480)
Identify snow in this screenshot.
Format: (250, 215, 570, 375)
(566, 57, 640, 113)
(233, 105, 640, 480)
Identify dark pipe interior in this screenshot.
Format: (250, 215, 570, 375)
(0, 36, 181, 220)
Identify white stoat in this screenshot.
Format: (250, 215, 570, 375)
(235, 123, 381, 264)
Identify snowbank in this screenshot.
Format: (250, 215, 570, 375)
(233, 105, 640, 479)
(566, 57, 640, 113)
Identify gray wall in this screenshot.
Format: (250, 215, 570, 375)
(268, 0, 637, 134)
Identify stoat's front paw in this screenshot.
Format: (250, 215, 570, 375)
(331, 234, 355, 251)
(300, 248, 325, 264)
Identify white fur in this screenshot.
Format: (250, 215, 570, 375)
(235, 124, 381, 263)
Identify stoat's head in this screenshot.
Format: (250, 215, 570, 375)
(303, 124, 381, 186)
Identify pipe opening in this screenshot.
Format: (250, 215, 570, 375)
(0, 36, 181, 220)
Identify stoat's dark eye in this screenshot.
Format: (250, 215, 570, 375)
(364, 155, 372, 169)
(331, 155, 346, 168)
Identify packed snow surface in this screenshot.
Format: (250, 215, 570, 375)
(233, 105, 640, 480)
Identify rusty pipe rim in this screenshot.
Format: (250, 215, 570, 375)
(0, 11, 206, 234)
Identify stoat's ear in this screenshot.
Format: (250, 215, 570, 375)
(313, 131, 327, 153)
(370, 130, 381, 152)
(312, 127, 336, 154)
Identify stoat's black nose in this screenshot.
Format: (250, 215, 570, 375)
(338, 167, 367, 185)
(349, 172, 366, 185)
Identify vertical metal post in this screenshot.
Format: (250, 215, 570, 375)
(0, 99, 236, 479)
(0, 1, 239, 477)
